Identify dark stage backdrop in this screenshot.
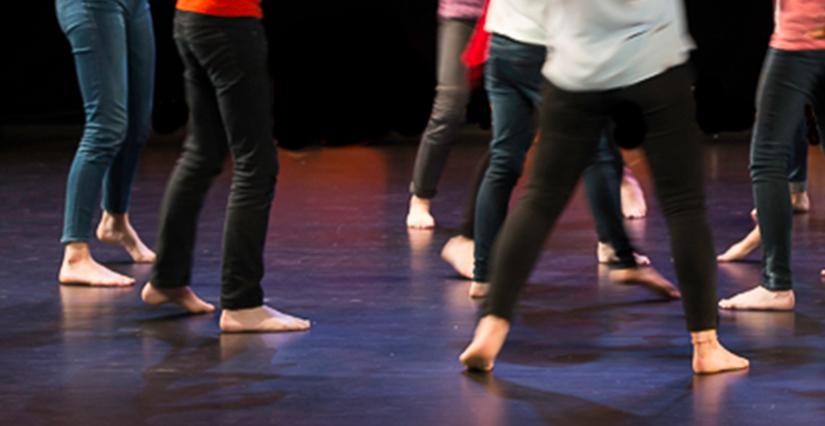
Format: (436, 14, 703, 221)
(1, 1, 772, 149)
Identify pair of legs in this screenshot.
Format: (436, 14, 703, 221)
(56, 0, 157, 287)
(460, 65, 748, 374)
(407, 18, 476, 229)
(717, 113, 819, 263)
(142, 11, 308, 333)
(718, 48, 825, 311)
(443, 34, 673, 299)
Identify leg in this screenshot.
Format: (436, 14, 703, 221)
(56, 0, 134, 286)
(472, 36, 545, 287)
(143, 30, 228, 315)
(720, 49, 824, 310)
(620, 167, 648, 219)
(441, 151, 490, 280)
(461, 82, 609, 371)
(788, 118, 810, 212)
(178, 15, 307, 331)
(97, 1, 156, 263)
(407, 18, 475, 228)
(628, 65, 747, 373)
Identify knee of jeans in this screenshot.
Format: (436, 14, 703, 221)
(77, 114, 129, 162)
(487, 153, 524, 181)
(431, 87, 470, 121)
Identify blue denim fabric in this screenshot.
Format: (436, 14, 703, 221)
(473, 34, 633, 282)
(56, 0, 155, 243)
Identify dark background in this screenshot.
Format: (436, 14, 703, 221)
(0, 1, 772, 149)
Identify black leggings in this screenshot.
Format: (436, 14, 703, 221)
(482, 65, 718, 332)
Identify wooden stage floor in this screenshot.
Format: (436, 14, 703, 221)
(2, 129, 825, 425)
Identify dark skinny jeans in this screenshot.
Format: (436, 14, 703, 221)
(150, 11, 277, 309)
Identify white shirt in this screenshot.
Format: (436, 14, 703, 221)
(485, 0, 548, 46)
(542, 0, 695, 91)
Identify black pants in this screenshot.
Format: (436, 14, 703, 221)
(750, 48, 825, 291)
(150, 11, 277, 310)
(482, 65, 717, 332)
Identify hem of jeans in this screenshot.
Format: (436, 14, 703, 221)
(410, 185, 436, 200)
(608, 259, 638, 270)
(150, 275, 190, 289)
(61, 235, 91, 245)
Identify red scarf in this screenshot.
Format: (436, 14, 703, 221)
(461, 0, 491, 88)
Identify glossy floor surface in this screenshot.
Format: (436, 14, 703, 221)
(2, 129, 825, 425)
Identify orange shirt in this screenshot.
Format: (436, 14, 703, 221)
(176, 0, 262, 19)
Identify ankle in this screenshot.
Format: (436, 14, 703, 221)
(410, 195, 431, 209)
(63, 243, 92, 264)
(690, 329, 718, 347)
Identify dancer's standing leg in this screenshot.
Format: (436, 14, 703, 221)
(407, 8, 480, 229)
(142, 6, 309, 332)
(56, 0, 156, 287)
(718, 48, 825, 310)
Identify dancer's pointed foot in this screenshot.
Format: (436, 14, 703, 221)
(406, 195, 436, 229)
(718, 286, 795, 311)
(717, 226, 761, 262)
(96, 211, 156, 263)
(141, 282, 215, 314)
(469, 281, 489, 299)
(441, 235, 474, 279)
(596, 242, 651, 266)
(58, 243, 135, 287)
(621, 169, 647, 219)
(791, 191, 810, 213)
(220, 305, 311, 333)
(691, 330, 750, 374)
(608, 266, 681, 299)
(459, 315, 510, 372)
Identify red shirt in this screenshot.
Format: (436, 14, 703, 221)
(176, 0, 262, 19)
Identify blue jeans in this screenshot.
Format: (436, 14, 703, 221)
(473, 34, 634, 282)
(751, 48, 825, 291)
(56, 0, 155, 243)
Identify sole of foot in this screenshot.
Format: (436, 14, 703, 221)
(692, 331, 750, 374)
(441, 236, 474, 279)
(609, 267, 681, 299)
(718, 286, 795, 311)
(96, 213, 156, 263)
(406, 195, 436, 229)
(459, 315, 510, 372)
(220, 305, 311, 333)
(469, 281, 489, 299)
(621, 173, 647, 219)
(596, 242, 651, 266)
(58, 259, 135, 287)
(717, 226, 761, 263)
(141, 283, 216, 314)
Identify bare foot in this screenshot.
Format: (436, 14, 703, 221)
(141, 282, 215, 314)
(717, 225, 761, 262)
(442, 235, 474, 279)
(58, 243, 135, 287)
(791, 191, 810, 213)
(596, 242, 651, 266)
(406, 195, 436, 229)
(608, 266, 681, 299)
(459, 315, 511, 372)
(96, 211, 156, 263)
(621, 168, 647, 219)
(718, 286, 795, 311)
(469, 281, 489, 299)
(220, 305, 311, 333)
(691, 330, 750, 374)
